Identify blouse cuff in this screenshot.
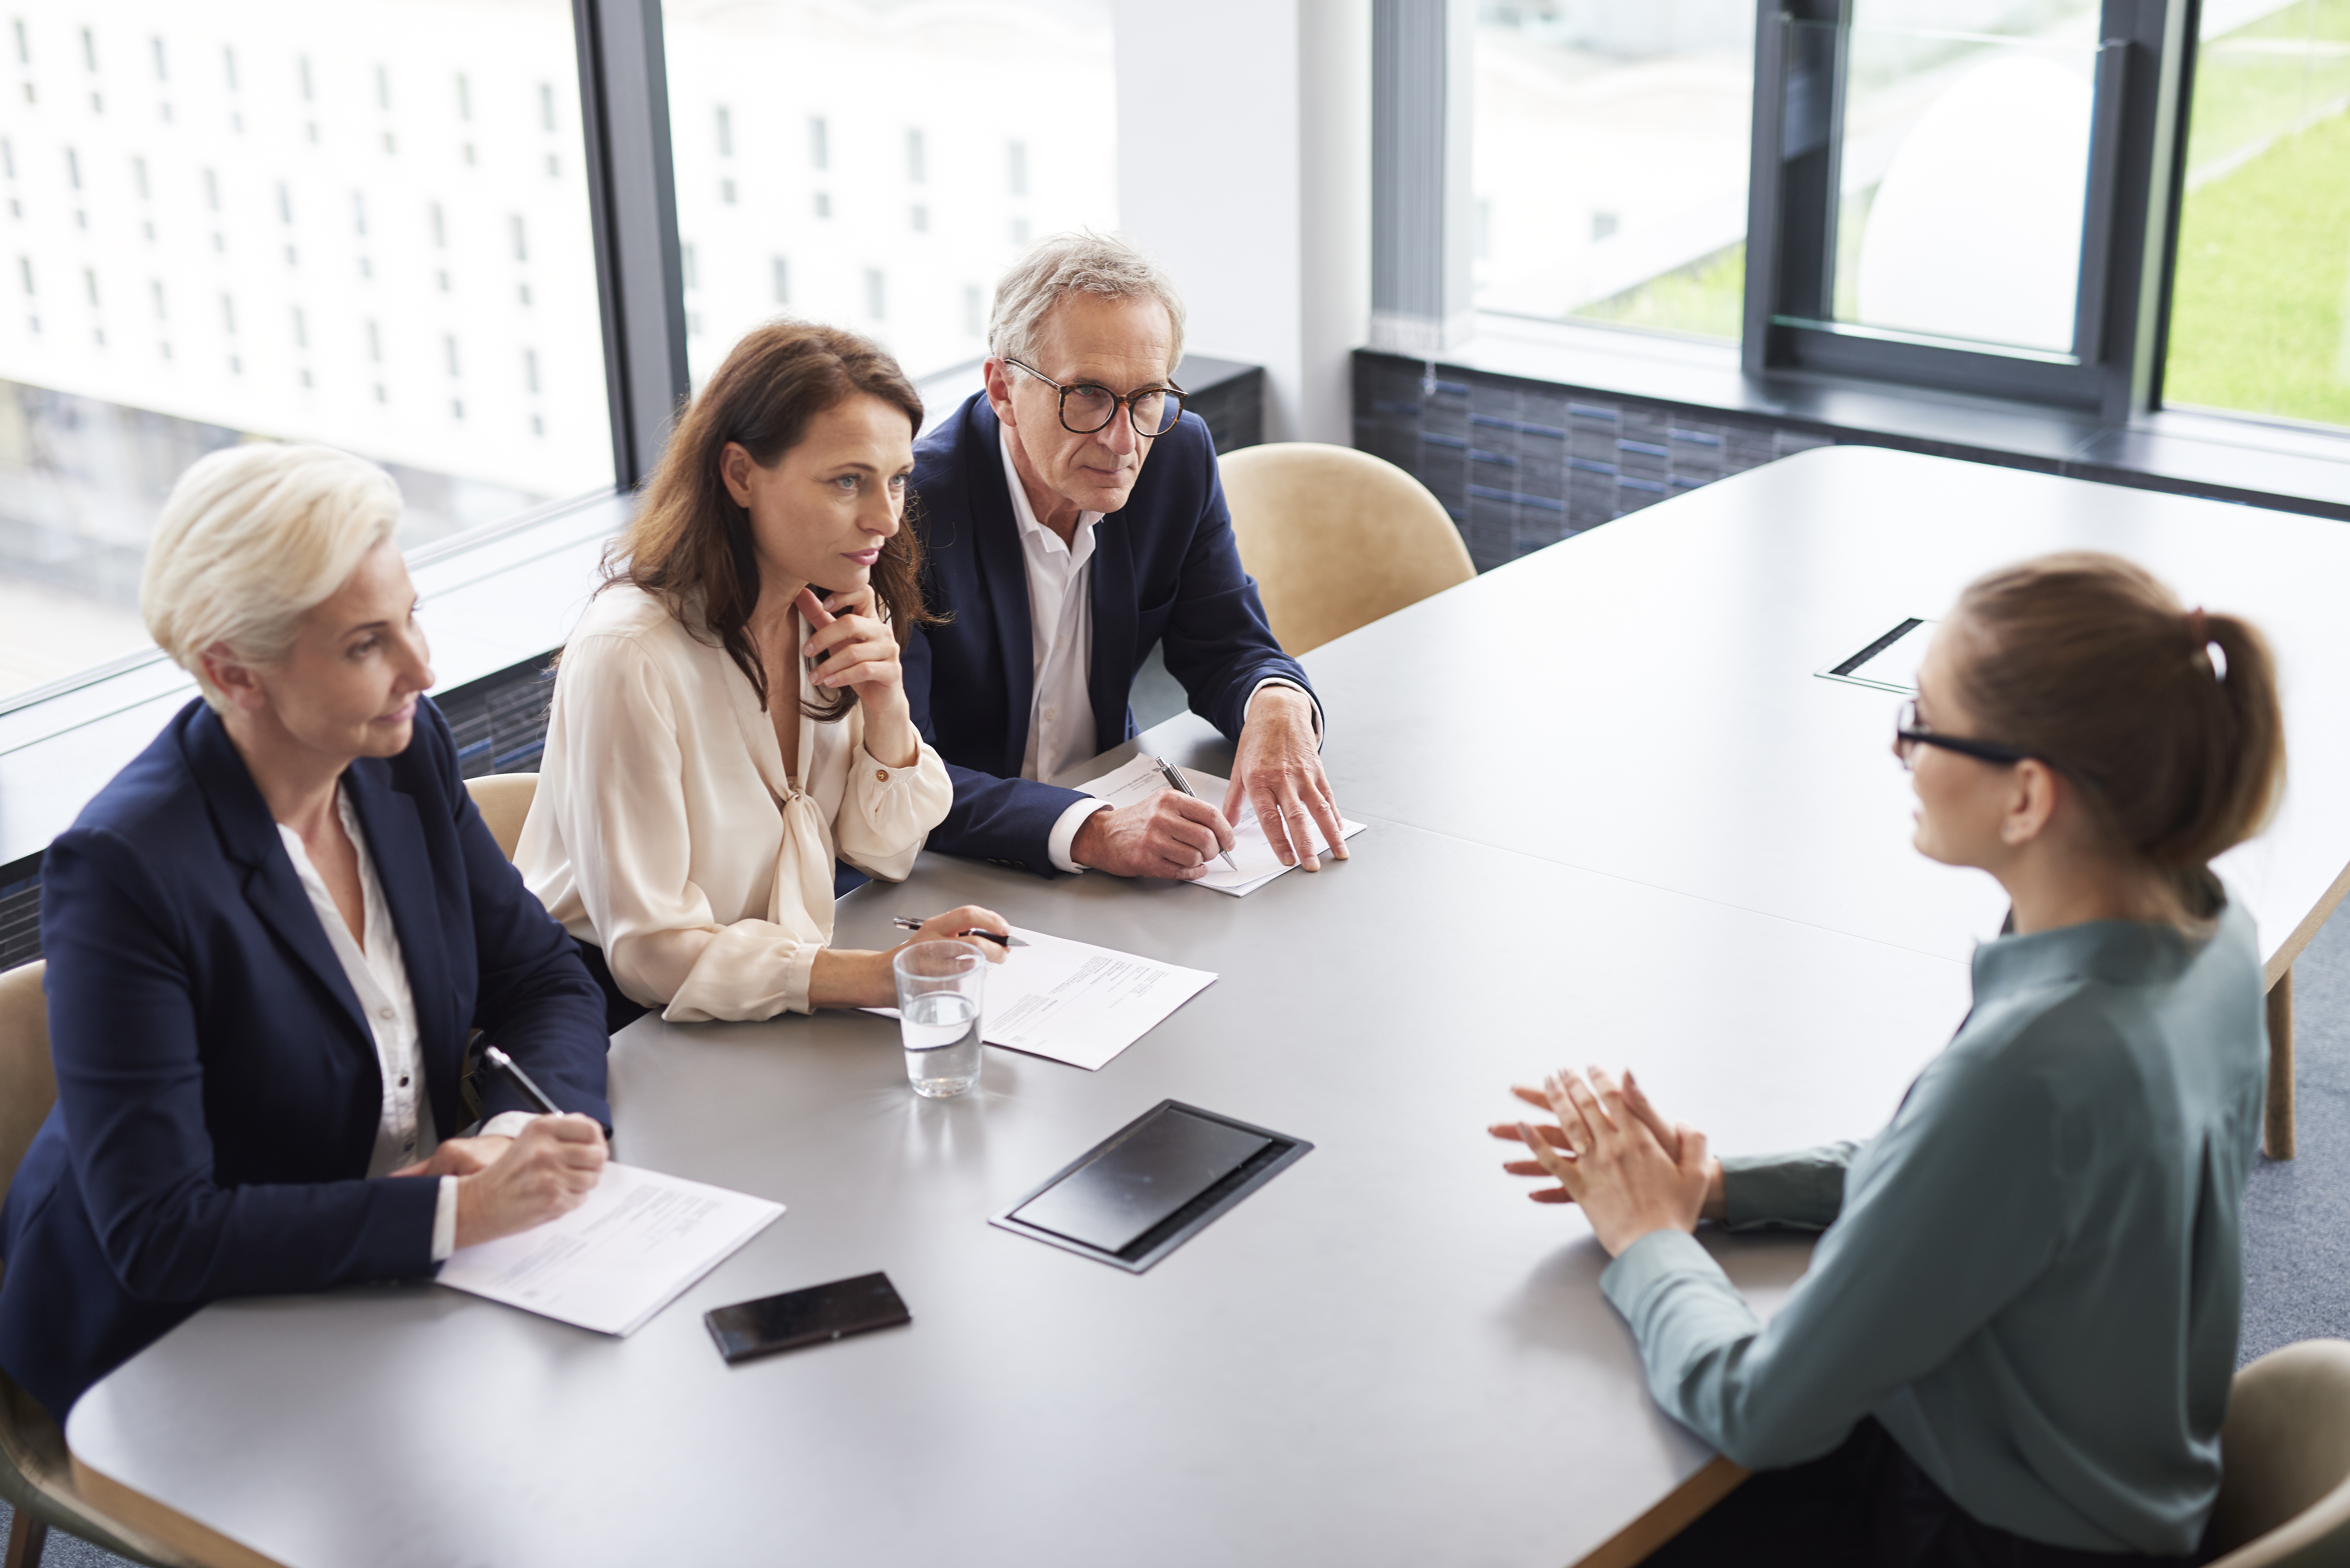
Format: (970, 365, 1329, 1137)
(1720, 1144, 1858, 1232)
(431, 1176, 459, 1263)
(1599, 1227, 1727, 1324)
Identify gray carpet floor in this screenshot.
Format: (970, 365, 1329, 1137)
(6, 710, 2344, 1560)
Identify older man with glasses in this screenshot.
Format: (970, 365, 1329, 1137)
(901, 232, 1348, 882)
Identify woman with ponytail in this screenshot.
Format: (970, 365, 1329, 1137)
(1493, 552, 2283, 1565)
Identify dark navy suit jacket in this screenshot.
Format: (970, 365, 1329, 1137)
(903, 392, 1313, 874)
(0, 697, 609, 1417)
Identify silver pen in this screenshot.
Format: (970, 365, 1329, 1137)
(1150, 756, 1240, 874)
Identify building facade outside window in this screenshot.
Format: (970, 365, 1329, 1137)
(0, 0, 613, 701)
(662, 0, 1117, 391)
(1473, 0, 1755, 340)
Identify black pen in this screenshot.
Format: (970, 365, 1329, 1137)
(482, 1044, 562, 1116)
(892, 916, 1028, 948)
(1150, 756, 1240, 874)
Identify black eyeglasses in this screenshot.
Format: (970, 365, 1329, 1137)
(1006, 357, 1187, 437)
(1893, 698, 2037, 772)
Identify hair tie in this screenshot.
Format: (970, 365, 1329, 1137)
(2185, 607, 2227, 681)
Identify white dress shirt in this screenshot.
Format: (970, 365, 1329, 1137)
(518, 586, 953, 1020)
(996, 431, 1317, 872)
(277, 788, 530, 1263)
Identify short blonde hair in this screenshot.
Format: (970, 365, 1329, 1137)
(141, 442, 403, 710)
(987, 230, 1187, 377)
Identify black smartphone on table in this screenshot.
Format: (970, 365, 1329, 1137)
(704, 1271, 912, 1365)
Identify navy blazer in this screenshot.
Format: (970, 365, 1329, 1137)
(903, 392, 1313, 874)
(0, 697, 609, 1417)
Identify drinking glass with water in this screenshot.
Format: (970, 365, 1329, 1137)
(892, 941, 985, 1098)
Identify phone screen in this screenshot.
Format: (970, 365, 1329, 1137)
(704, 1271, 911, 1365)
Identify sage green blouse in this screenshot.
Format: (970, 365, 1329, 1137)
(1602, 892, 2266, 1556)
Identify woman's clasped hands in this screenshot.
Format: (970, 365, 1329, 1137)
(1489, 1067, 1725, 1256)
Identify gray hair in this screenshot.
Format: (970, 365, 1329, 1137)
(141, 442, 404, 710)
(987, 231, 1188, 379)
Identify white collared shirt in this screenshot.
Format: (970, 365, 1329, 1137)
(278, 788, 530, 1263)
(996, 429, 1317, 873)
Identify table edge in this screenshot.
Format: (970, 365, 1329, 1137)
(1570, 1456, 1749, 1568)
(2266, 854, 2350, 990)
(67, 1450, 288, 1568)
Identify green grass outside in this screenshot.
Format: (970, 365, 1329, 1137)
(2183, 0, 2350, 177)
(2166, 104, 2350, 426)
(1571, 242, 1747, 340)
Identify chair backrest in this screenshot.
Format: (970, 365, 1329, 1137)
(1217, 442, 1474, 657)
(466, 773, 539, 862)
(0, 961, 54, 1211)
(2208, 1339, 2350, 1567)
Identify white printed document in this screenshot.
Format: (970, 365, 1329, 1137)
(436, 1163, 783, 1336)
(871, 926, 1216, 1071)
(1075, 754, 1368, 896)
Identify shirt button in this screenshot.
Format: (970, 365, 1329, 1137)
(1044, 706, 1058, 721)
(874, 769, 889, 782)
(378, 1007, 395, 1021)
(399, 1074, 410, 1088)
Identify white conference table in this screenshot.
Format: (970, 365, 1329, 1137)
(63, 448, 2350, 1567)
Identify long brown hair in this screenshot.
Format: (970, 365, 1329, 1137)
(1951, 552, 2285, 900)
(607, 320, 936, 721)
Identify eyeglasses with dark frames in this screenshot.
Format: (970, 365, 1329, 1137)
(1893, 698, 2039, 772)
(1006, 357, 1187, 437)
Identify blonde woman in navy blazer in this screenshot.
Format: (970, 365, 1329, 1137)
(0, 444, 611, 1419)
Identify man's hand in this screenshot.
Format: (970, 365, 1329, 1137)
(1071, 792, 1235, 879)
(1223, 686, 1346, 871)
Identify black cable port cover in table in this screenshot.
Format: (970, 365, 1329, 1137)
(992, 1100, 1313, 1272)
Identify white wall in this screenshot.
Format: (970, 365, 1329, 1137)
(1111, 0, 1368, 445)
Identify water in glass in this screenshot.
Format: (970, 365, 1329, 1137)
(901, 991, 982, 1097)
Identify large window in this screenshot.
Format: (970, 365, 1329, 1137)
(661, 0, 1118, 390)
(0, 0, 612, 701)
(2164, 0, 2350, 427)
(1473, 2, 1754, 339)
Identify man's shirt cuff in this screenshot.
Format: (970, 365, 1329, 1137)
(479, 1111, 537, 1140)
(1049, 797, 1117, 874)
(1248, 677, 1323, 745)
(431, 1176, 459, 1263)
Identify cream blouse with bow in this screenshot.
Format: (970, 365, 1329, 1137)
(517, 586, 951, 1021)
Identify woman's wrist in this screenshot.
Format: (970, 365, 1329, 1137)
(862, 705, 921, 770)
(809, 946, 899, 1009)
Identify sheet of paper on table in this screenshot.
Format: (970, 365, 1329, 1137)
(868, 925, 1216, 1071)
(1074, 753, 1368, 896)
(436, 1162, 784, 1336)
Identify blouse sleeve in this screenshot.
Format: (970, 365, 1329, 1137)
(547, 632, 820, 1021)
(832, 728, 953, 884)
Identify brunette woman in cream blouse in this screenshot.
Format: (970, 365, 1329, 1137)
(518, 322, 1008, 1025)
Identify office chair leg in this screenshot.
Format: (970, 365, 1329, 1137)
(3, 1508, 47, 1568)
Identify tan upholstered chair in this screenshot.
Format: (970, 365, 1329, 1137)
(2207, 1338, 2350, 1566)
(465, 773, 539, 862)
(0, 961, 201, 1568)
(1217, 442, 1475, 657)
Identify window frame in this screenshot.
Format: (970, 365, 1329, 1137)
(1737, 0, 2195, 421)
